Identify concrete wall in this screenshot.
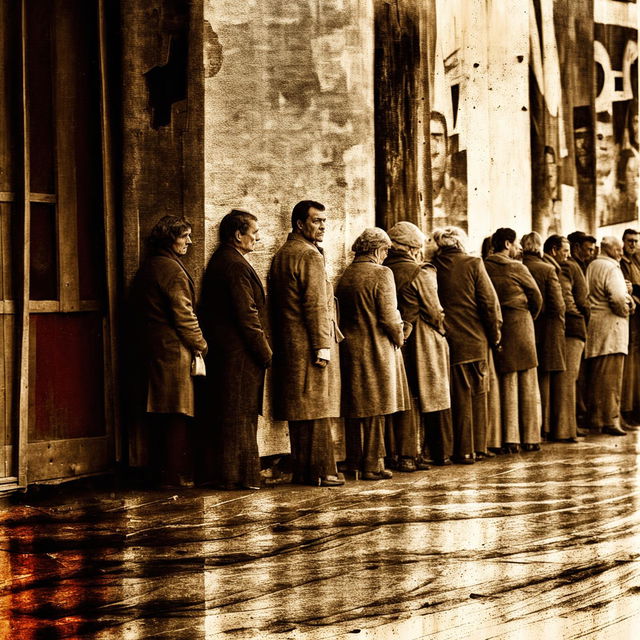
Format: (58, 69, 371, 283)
(202, 0, 375, 454)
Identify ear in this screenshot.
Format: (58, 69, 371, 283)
(234, 229, 243, 244)
(296, 218, 304, 231)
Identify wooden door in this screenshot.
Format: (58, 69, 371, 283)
(0, 0, 117, 488)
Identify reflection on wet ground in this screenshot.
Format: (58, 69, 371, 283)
(1, 433, 640, 639)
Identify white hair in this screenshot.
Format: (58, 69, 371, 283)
(432, 226, 467, 252)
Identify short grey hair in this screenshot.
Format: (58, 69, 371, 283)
(601, 236, 621, 258)
(351, 227, 392, 255)
(521, 231, 542, 255)
(432, 226, 467, 252)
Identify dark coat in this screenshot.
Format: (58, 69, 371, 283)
(561, 257, 589, 340)
(522, 253, 566, 372)
(484, 253, 542, 373)
(432, 247, 502, 365)
(268, 233, 342, 421)
(133, 249, 207, 417)
(199, 244, 272, 421)
(336, 256, 410, 418)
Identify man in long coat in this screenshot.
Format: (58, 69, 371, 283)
(384, 222, 453, 468)
(620, 228, 640, 427)
(585, 237, 635, 435)
(522, 232, 566, 441)
(485, 228, 543, 451)
(199, 210, 272, 490)
(432, 226, 502, 464)
(269, 200, 344, 486)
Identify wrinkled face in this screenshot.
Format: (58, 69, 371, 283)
(576, 240, 596, 263)
(606, 241, 624, 261)
(624, 233, 639, 256)
(172, 228, 192, 255)
(297, 207, 327, 244)
(235, 219, 260, 254)
(430, 118, 447, 186)
(596, 119, 615, 179)
(507, 239, 521, 259)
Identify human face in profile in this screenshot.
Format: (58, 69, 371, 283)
(172, 228, 192, 256)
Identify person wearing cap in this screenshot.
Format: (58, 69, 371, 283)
(336, 228, 411, 480)
(584, 236, 635, 436)
(620, 228, 640, 427)
(432, 227, 502, 464)
(384, 222, 453, 468)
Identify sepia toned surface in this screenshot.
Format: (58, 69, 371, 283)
(2, 432, 639, 639)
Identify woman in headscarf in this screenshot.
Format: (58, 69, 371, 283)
(384, 221, 453, 468)
(336, 228, 411, 480)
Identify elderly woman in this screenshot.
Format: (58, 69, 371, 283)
(336, 228, 411, 480)
(384, 222, 453, 468)
(133, 215, 207, 486)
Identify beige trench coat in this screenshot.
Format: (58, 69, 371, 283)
(268, 233, 342, 421)
(335, 256, 411, 418)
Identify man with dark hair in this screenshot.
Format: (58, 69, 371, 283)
(198, 210, 271, 489)
(585, 237, 634, 436)
(432, 226, 502, 464)
(269, 200, 344, 486)
(485, 229, 543, 452)
(620, 228, 640, 426)
(567, 231, 597, 274)
(521, 233, 566, 441)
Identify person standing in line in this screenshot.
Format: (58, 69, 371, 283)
(566, 230, 595, 429)
(132, 215, 207, 487)
(336, 228, 410, 480)
(521, 232, 566, 442)
(198, 210, 272, 490)
(432, 227, 502, 464)
(550, 235, 588, 442)
(620, 228, 640, 428)
(384, 222, 454, 467)
(269, 200, 345, 487)
(585, 237, 635, 436)
(485, 228, 543, 453)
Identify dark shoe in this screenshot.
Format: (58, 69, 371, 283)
(452, 454, 475, 465)
(576, 429, 590, 437)
(522, 443, 541, 452)
(488, 447, 503, 455)
(415, 459, 431, 470)
(433, 457, 452, 466)
(502, 443, 519, 454)
(362, 469, 393, 480)
(320, 475, 345, 487)
(398, 457, 417, 472)
(602, 426, 627, 436)
(240, 484, 261, 491)
(475, 451, 496, 460)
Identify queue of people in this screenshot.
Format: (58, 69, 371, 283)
(132, 205, 640, 489)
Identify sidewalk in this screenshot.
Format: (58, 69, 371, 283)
(1, 432, 639, 639)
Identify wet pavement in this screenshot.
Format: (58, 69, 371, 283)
(1, 432, 639, 640)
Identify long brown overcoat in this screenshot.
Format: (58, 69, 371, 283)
(384, 249, 450, 413)
(335, 256, 411, 418)
(268, 233, 342, 421)
(484, 253, 542, 374)
(198, 244, 272, 422)
(133, 249, 207, 417)
(560, 257, 590, 341)
(522, 253, 566, 372)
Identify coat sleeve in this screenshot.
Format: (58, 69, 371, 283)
(376, 268, 405, 348)
(413, 267, 445, 332)
(228, 267, 272, 366)
(474, 259, 503, 346)
(546, 270, 566, 323)
(563, 261, 590, 321)
(605, 266, 632, 317)
(517, 264, 543, 320)
(298, 249, 332, 351)
(167, 271, 208, 353)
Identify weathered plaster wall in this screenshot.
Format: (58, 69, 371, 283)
(203, 0, 375, 455)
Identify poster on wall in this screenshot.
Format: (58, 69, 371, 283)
(594, 3, 638, 228)
(430, 0, 468, 232)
